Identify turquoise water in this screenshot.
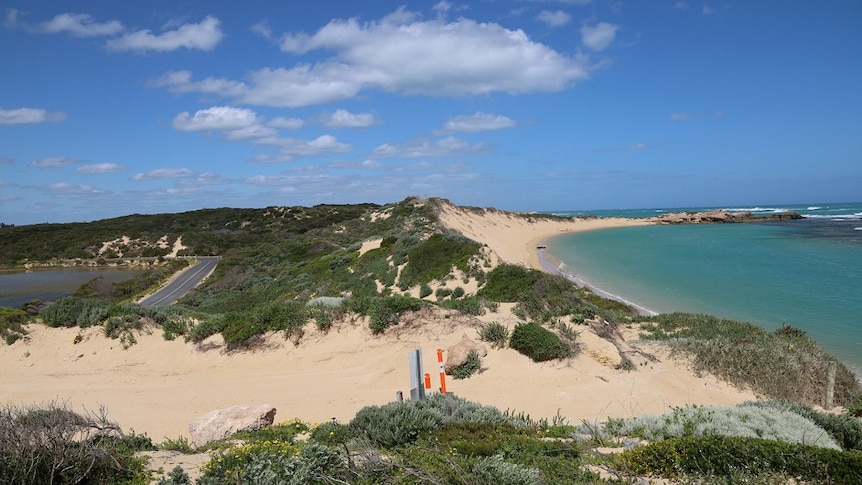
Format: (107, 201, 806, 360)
(545, 203, 862, 370)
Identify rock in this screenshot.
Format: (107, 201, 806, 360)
(189, 404, 277, 446)
(445, 335, 488, 374)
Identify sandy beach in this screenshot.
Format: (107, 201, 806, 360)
(0, 203, 757, 443)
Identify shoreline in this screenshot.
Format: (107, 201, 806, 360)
(534, 238, 658, 317)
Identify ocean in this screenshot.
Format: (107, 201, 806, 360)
(544, 202, 862, 371)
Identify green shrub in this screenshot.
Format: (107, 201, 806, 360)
(187, 316, 227, 343)
(156, 465, 192, 485)
(0, 306, 28, 344)
(398, 233, 481, 287)
(452, 286, 465, 299)
(480, 321, 509, 348)
(479, 264, 539, 302)
(199, 440, 348, 484)
(509, 323, 570, 362)
(451, 350, 482, 380)
(614, 435, 862, 483)
(367, 295, 423, 334)
(419, 284, 433, 298)
(440, 295, 484, 315)
(846, 392, 862, 418)
(435, 287, 452, 300)
(310, 421, 354, 446)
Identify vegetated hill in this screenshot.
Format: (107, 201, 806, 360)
(0, 202, 381, 264)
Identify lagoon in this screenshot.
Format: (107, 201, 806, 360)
(0, 268, 147, 308)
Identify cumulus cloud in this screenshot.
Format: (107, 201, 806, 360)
(371, 136, 490, 159)
(443, 112, 515, 132)
(172, 106, 259, 132)
(322, 109, 379, 128)
(268, 117, 305, 130)
(107, 16, 223, 52)
(29, 157, 80, 168)
(46, 182, 98, 193)
(580, 22, 618, 51)
(0, 107, 67, 124)
(537, 10, 571, 27)
(257, 135, 353, 158)
(223, 124, 277, 140)
(34, 13, 123, 37)
(153, 7, 590, 107)
(132, 168, 196, 180)
(77, 163, 126, 174)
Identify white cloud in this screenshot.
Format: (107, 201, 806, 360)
(670, 112, 694, 121)
(3, 8, 19, 29)
(107, 16, 223, 52)
(580, 22, 618, 52)
(0, 156, 14, 164)
(172, 106, 259, 132)
(674, 2, 690, 10)
(223, 124, 277, 140)
(34, 13, 123, 37)
(132, 168, 196, 180)
(702, 5, 715, 15)
(77, 163, 125, 174)
(0, 107, 67, 124)
(444, 112, 515, 132)
(257, 134, 352, 157)
(155, 8, 590, 108)
(371, 136, 490, 159)
(29, 157, 80, 168)
(322, 109, 379, 128)
(537, 10, 571, 27)
(268, 117, 305, 130)
(46, 182, 98, 193)
(250, 20, 272, 39)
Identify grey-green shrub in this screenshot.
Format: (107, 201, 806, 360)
(741, 400, 862, 451)
(472, 454, 544, 485)
(350, 401, 444, 447)
(600, 404, 840, 450)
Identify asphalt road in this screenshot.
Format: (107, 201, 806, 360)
(139, 257, 220, 307)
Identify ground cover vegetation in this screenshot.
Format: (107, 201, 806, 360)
(2, 197, 861, 483)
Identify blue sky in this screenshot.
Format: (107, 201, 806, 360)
(1, 1, 860, 225)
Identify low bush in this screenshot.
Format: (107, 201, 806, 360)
(310, 421, 354, 446)
(480, 321, 509, 348)
(397, 233, 481, 287)
(451, 350, 481, 380)
(367, 295, 424, 334)
(600, 404, 840, 449)
(199, 440, 347, 485)
(40, 296, 111, 328)
(0, 401, 150, 484)
(440, 295, 485, 315)
(639, 313, 860, 407)
(741, 400, 862, 451)
(472, 454, 544, 485)
(349, 400, 445, 447)
(614, 435, 862, 484)
(0, 306, 28, 344)
(509, 322, 570, 362)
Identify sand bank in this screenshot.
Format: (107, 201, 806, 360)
(0, 203, 758, 442)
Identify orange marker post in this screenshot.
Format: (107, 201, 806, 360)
(424, 373, 432, 394)
(436, 348, 447, 395)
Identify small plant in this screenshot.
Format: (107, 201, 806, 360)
(419, 284, 433, 298)
(472, 454, 544, 485)
(156, 465, 192, 485)
(160, 435, 196, 453)
(451, 350, 482, 380)
(509, 322, 570, 362)
(480, 321, 509, 348)
(350, 401, 445, 447)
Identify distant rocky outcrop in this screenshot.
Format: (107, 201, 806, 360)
(445, 335, 488, 374)
(189, 404, 277, 446)
(651, 210, 803, 225)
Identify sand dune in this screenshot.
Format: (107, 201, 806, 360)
(0, 203, 756, 441)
